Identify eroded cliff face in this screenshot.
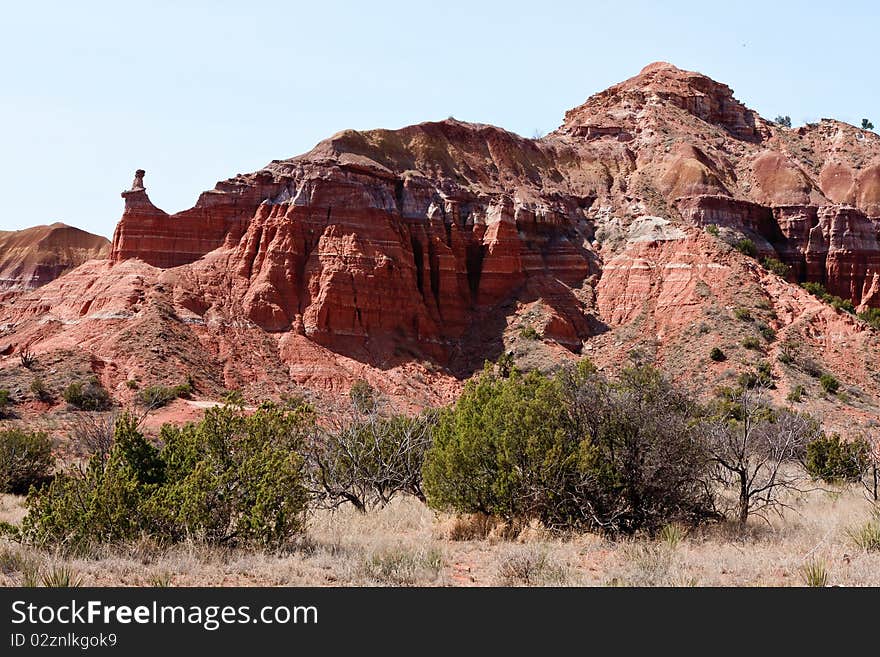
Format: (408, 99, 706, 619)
(5, 62, 880, 417)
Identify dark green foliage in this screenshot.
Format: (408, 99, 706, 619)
(349, 380, 377, 413)
(757, 323, 777, 342)
(29, 378, 51, 402)
(705, 224, 720, 236)
(755, 361, 774, 387)
(801, 283, 855, 314)
(0, 390, 10, 418)
(742, 336, 761, 350)
(774, 115, 792, 128)
(863, 118, 875, 131)
(733, 308, 752, 321)
(806, 434, 870, 483)
(733, 239, 757, 258)
(709, 347, 726, 362)
(857, 307, 880, 330)
(0, 429, 54, 494)
(62, 378, 112, 411)
(20, 404, 311, 549)
(819, 373, 840, 394)
(136, 383, 193, 409)
(762, 257, 790, 278)
(519, 326, 540, 340)
(423, 362, 714, 534)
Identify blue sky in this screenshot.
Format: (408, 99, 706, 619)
(1, 0, 877, 237)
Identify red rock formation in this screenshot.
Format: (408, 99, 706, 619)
(4, 62, 880, 415)
(0, 223, 109, 293)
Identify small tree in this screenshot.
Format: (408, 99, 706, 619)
(704, 387, 820, 524)
(862, 118, 874, 130)
(774, 115, 792, 128)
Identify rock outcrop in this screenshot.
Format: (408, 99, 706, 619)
(4, 62, 880, 419)
(0, 223, 109, 293)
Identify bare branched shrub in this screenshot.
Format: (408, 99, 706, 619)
(704, 387, 821, 524)
(70, 411, 119, 460)
(306, 396, 435, 512)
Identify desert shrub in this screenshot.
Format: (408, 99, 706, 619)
(802, 282, 827, 298)
(21, 404, 311, 549)
(29, 377, 51, 402)
(135, 382, 192, 409)
(62, 378, 112, 411)
(705, 224, 720, 236)
(774, 115, 792, 127)
(423, 362, 714, 534)
(801, 282, 855, 313)
(519, 326, 540, 340)
(858, 307, 880, 330)
(756, 360, 773, 382)
(787, 385, 805, 403)
(757, 323, 777, 342)
(819, 373, 840, 394)
(806, 434, 870, 483)
(125, 379, 139, 390)
(762, 257, 790, 278)
(733, 239, 757, 258)
(362, 546, 443, 585)
(349, 379, 377, 413)
(742, 336, 761, 350)
(0, 390, 10, 418)
(737, 371, 758, 389)
(709, 347, 726, 362)
(307, 409, 435, 512)
(0, 429, 54, 494)
(863, 118, 875, 131)
(733, 308, 752, 321)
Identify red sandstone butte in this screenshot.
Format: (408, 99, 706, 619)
(3, 62, 880, 420)
(0, 223, 109, 294)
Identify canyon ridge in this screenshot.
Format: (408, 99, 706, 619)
(2, 62, 880, 432)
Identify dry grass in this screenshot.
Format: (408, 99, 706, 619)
(1, 486, 880, 587)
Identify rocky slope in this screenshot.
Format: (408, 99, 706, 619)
(0, 223, 109, 294)
(3, 62, 880, 429)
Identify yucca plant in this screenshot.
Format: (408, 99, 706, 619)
(659, 523, 686, 549)
(41, 565, 83, 588)
(847, 520, 880, 553)
(799, 559, 828, 587)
